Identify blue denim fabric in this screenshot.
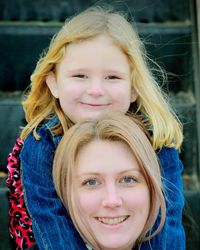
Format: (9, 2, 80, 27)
(21, 117, 87, 250)
(21, 117, 185, 250)
(140, 147, 186, 250)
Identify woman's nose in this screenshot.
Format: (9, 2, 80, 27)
(102, 185, 122, 208)
(87, 81, 105, 97)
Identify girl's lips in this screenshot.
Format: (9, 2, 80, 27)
(80, 102, 110, 108)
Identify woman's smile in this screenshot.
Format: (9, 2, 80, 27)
(96, 215, 129, 225)
(74, 140, 150, 250)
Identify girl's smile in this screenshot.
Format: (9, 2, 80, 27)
(79, 101, 110, 110)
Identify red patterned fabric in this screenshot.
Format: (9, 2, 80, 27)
(6, 138, 35, 250)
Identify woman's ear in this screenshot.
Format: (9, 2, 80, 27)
(46, 71, 59, 98)
(131, 88, 137, 103)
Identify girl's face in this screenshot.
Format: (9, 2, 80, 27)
(47, 35, 136, 123)
(73, 140, 150, 250)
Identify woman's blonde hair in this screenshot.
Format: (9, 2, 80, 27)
(21, 6, 183, 150)
(53, 113, 166, 249)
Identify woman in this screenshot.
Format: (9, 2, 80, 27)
(53, 113, 166, 250)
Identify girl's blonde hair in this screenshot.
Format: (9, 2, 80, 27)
(21, 6, 183, 150)
(53, 112, 166, 249)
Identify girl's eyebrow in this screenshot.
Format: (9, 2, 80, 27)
(66, 69, 129, 78)
(65, 67, 128, 75)
(104, 69, 128, 76)
(65, 68, 88, 73)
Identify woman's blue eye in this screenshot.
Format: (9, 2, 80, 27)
(84, 179, 98, 186)
(121, 176, 136, 184)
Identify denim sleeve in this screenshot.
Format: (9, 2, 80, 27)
(140, 147, 186, 250)
(20, 129, 87, 250)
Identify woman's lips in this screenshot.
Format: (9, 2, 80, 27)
(96, 215, 129, 225)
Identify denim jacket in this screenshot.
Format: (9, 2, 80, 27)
(21, 117, 185, 250)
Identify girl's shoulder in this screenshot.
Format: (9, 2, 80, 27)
(24, 115, 62, 148)
(39, 115, 60, 134)
(20, 116, 63, 169)
(157, 146, 179, 161)
(156, 146, 183, 172)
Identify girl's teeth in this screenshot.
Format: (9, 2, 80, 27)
(97, 216, 128, 225)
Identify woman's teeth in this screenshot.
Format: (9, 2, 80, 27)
(97, 216, 129, 225)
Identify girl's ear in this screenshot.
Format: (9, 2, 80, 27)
(46, 71, 59, 98)
(131, 88, 137, 103)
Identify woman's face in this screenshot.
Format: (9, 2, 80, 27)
(73, 140, 150, 250)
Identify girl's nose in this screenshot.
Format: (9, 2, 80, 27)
(102, 185, 122, 208)
(87, 81, 105, 97)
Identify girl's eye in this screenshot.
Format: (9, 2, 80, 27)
(72, 74, 88, 79)
(120, 176, 137, 185)
(83, 178, 100, 187)
(106, 75, 120, 80)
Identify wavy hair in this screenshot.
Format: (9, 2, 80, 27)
(21, 6, 183, 150)
(53, 113, 166, 249)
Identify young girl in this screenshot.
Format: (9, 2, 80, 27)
(53, 113, 167, 250)
(6, 6, 185, 250)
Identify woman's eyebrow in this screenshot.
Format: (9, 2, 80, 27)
(117, 169, 143, 176)
(77, 169, 142, 177)
(76, 172, 101, 177)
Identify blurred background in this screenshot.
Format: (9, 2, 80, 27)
(0, 0, 199, 249)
